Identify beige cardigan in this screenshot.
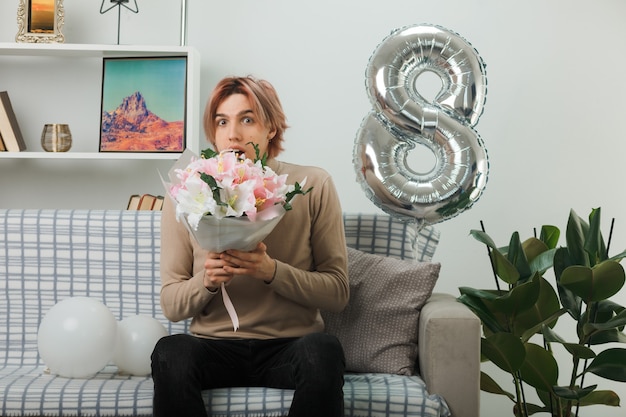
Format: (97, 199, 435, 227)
(159, 159, 349, 339)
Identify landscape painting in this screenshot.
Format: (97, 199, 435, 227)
(99, 56, 187, 153)
(29, 0, 55, 33)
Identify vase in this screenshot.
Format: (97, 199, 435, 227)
(41, 124, 72, 152)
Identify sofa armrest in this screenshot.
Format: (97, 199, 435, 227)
(418, 292, 480, 417)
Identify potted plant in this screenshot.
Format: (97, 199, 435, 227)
(458, 207, 626, 416)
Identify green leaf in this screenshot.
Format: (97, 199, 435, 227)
(470, 229, 520, 285)
(585, 348, 626, 382)
(491, 273, 540, 317)
(539, 225, 560, 249)
(535, 389, 559, 412)
(583, 308, 626, 333)
(560, 261, 625, 303)
(566, 209, 590, 267)
(199, 173, 227, 207)
(457, 292, 507, 334)
(554, 248, 583, 321)
(513, 277, 561, 337)
(522, 237, 549, 264)
(585, 207, 608, 265)
(554, 247, 582, 320)
(592, 299, 626, 325)
(593, 261, 626, 299)
(248, 141, 268, 166)
(200, 147, 219, 159)
(577, 389, 621, 407)
(560, 265, 592, 301)
(482, 333, 526, 374)
(608, 249, 626, 263)
(508, 232, 532, 280)
(283, 181, 313, 211)
(563, 343, 597, 360)
(492, 249, 520, 285)
(541, 325, 596, 359)
(552, 384, 597, 401)
(480, 371, 515, 401)
(469, 229, 499, 250)
(513, 401, 549, 416)
(519, 309, 567, 343)
(581, 300, 626, 344)
(458, 286, 500, 301)
(597, 300, 626, 321)
(519, 342, 559, 392)
(586, 329, 626, 344)
(528, 248, 557, 276)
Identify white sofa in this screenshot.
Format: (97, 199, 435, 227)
(0, 209, 480, 417)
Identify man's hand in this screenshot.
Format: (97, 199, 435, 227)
(220, 242, 277, 283)
(203, 251, 235, 290)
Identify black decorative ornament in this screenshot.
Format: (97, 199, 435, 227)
(100, 0, 139, 45)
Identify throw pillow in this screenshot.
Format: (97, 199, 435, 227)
(322, 247, 440, 375)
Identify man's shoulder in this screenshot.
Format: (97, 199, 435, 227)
(272, 160, 331, 181)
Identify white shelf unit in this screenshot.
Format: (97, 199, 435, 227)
(0, 42, 201, 160)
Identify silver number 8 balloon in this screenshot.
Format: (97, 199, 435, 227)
(354, 24, 489, 225)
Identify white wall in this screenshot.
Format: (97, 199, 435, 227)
(1, 1, 626, 416)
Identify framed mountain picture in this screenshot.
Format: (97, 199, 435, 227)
(99, 56, 187, 153)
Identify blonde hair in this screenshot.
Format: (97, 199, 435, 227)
(203, 76, 288, 159)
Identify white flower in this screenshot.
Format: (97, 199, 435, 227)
(168, 146, 312, 230)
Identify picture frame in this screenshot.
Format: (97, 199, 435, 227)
(99, 56, 188, 153)
(16, 0, 65, 43)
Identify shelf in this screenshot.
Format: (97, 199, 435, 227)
(0, 43, 201, 161)
(0, 42, 195, 58)
(0, 151, 184, 160)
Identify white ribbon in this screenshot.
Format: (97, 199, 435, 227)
(221, 283, 239, 331)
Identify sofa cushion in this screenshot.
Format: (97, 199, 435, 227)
(0, 365, 448, 417)
(342, 213, 439, 261)
(322, 247, 441, 375)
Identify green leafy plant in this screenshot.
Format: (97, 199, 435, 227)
(458, 208, 626, 416)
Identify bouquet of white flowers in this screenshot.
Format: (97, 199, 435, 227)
(162, 144, 311, 330)
(166, 145, 309, 252)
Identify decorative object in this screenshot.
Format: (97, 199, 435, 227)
(100, 56, 187, 153)
(100, 0, 139, 45)
(353, 24, 488, 226)
(163, 146, 311, 331)
(16, 0, 65, 43)
(41, 123, 72, 152)
(37, 297, 118, 378)
(0, 91, 26, 152)
(112, 315, 168, 376)
(458, 207, 626, 416)
(166, 147, 310, 236)
(322, 247, 440, 375)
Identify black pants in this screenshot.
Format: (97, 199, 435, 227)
(151, 332, 345, 417)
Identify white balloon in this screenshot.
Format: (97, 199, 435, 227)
(112, 315, 168, 376)
(37, 297, 118, 378)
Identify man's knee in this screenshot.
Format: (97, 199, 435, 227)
(298, 332, 345, 374)
(151, 334, 194, 380)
